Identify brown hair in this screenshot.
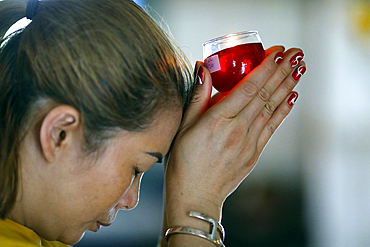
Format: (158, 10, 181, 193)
(0, 0, 193, 219)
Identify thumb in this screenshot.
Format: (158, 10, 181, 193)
(181, 61, 212, 131)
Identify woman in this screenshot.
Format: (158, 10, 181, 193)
(0, 0, 306, 246)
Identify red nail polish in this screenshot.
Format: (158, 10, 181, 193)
(274, 52, 284, 65)
(287, 92, 299, 106)
(292, 65, 306, 81)
(196, 66, 204, 85)
(290, 51, 304, 67)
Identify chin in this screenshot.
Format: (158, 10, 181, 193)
(58, 230, 86, 245)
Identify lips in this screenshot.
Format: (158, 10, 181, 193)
(91, 221, 112, 232)
(91, 222, 101, 232)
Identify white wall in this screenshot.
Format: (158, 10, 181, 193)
(301, 0, 370, 246)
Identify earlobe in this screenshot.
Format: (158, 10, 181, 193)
(39, 106, 80, 163)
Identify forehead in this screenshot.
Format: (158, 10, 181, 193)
(115, 108, 182, 156)
(143, 108, 182, 145)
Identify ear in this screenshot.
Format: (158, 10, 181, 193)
(40, 105, 81, 163)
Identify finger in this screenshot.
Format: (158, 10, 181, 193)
(237, 48, 304, 124)
(256, 91, 299, 153)
(258, 59, 306, 123)
(180, 62, 213, 130)
(209, 92, 227, 108)
(265, 45, 285, 57)
(246, 58, 306, 143)
(211, 47, 285, 119)
(266, 60, 306, 114)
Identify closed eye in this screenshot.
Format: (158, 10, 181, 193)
(146, 152, 163, 163)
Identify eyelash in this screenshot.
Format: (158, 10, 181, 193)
(133, 157, 161, 178)
(134, 166, 141, 178)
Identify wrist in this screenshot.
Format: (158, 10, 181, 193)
(165, 180, 223, 220)
(165, 199, 223, 239)
(166, 195, 222, 223)
(165, 210, 225, 247)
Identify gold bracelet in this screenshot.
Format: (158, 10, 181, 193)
(165, 211, 225, 247)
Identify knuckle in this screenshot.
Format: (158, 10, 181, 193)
(262, 63, 275, 76)
(208, 114, 234, 131)
(264, 99, 277, 116)
(283, 77, 299, 92)
(224, 125, 246, 150)
(267, 124, 276, 136)
(279, 66, 291, 79)
(279, 105, 291, 116)
(190, 92, 203, 104)
(257, 86, 270, 103)
(207, 115, 224, 130)
(240, 81, 259, 98)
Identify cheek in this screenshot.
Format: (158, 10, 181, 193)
(97, 173, 134, 210)
(71, 167, 134, 220)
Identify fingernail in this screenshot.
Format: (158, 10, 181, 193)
(292, 65, 306, 81)
(196, 66, 204, 85)
(274, 52, 284, 65)
(290, 51, 304, 67)
(287, 92, 299, 106)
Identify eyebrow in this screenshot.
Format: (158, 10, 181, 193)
(146, 152, 164, 163)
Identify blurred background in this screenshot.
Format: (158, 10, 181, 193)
(76, 0, 370, 246)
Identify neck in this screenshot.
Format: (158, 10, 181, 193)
(7, 192, 26, 226)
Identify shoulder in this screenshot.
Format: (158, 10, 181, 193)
(0, 218, 38, 247)
(0, 219, 70, 247)
(41, 239, 71, 247)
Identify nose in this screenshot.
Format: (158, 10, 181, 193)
(116, 174, 142, 210)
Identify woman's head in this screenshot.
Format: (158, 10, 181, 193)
(12, 104, 182, 244)
(0, 0, 192, 241)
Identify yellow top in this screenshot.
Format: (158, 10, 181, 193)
(0, 218, 70, 247)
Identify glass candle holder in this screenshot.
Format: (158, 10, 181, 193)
(203, 31, 265, 92)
